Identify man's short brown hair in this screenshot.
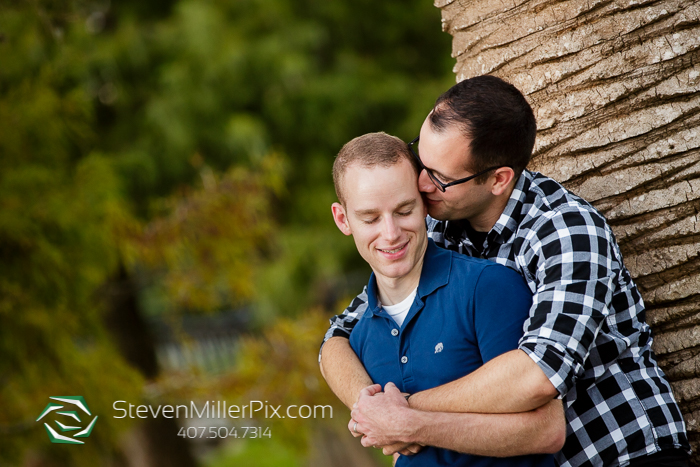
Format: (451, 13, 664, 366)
(429, 75, 536, 183)
(333, 132, 419, 204)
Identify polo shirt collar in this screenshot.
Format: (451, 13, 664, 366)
(365, 239, 451, 316)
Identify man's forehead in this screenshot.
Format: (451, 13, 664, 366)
(420, 119, 471, 148)
(419, 121, 473, 169)
(343, 160, 412, 185)
(342, 162, 419, 208)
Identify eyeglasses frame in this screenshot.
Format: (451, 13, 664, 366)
(407, 136, 509, 193)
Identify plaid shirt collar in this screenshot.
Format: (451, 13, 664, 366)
(435, 170, 533, 250)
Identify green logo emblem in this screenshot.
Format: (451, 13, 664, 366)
(36, 396, 98, 444)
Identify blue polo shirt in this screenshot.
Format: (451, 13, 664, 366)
(350, 240, 555, 467)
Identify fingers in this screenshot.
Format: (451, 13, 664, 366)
(378, 441, 409, 455)
(383, 382, 404, 397)
(404, 444, 423, 455)
(361, 436, 377, 448)
(375, 441, 422, 456)
(354, 384, 383, 412)
(359, 383, 383, 398)
(348, 418, 363, 438)
(383, 446, 418, 456)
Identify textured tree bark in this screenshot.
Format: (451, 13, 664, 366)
(436, 0, 700, 464)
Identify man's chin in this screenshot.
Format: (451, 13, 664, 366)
(374, 263, 413, 280)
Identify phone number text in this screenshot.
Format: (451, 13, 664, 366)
(178, 426, 271, 439)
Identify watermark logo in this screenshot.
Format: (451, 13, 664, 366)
(36, 396, 98, 444)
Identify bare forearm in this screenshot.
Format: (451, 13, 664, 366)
(408, 399, 565, 456)
(410, 349, 558, 414)
(319, 337, 373, 409)
(358, 399, 565, 457)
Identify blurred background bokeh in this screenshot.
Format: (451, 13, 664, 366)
(0, 0, 454, 465)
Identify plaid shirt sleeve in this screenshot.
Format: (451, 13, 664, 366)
(518, 204, 617, 397)
(318, 287, 369, 361)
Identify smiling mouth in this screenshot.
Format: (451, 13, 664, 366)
(378, 242, 408, 254)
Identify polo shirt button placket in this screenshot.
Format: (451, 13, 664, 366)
(391, 329, 399, 336)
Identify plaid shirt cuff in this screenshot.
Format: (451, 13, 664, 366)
(520, 339, 583, 397)
(318, 327, 351, 363)
(318, 288, 369, 363)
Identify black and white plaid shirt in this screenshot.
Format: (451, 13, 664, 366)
(323, 170, 690, 466)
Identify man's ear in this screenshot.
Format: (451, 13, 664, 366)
(490, 167, 516, 196)
(331, 202, 352, 236)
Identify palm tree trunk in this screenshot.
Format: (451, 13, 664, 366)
(436, 0, 700, 463)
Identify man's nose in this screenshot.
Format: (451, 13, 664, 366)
(381, 217, 401, 242)
(418, 169, 435, 193)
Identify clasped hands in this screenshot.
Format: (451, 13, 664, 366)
(348, 382, 423, 458)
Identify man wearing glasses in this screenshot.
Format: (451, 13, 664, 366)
(320, 75, 691, 466)
(330, 131, 563, 466)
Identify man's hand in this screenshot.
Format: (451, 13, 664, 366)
(348, 384, 382, 438)
(347, 418, 421, 456)
(380, 441, 423, 457)
(351, 382, 412, 447)
(348, 383, 423, 457)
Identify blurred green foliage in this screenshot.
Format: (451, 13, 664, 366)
(0, 4, 145, 465)
(0, 0, 453, 464)
(127, 158, 284, 311)
(203, 438, 302, 467)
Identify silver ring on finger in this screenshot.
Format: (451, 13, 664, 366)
(353, 421, 358, 434)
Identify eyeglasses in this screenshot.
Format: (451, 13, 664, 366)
(408, 136, 508, 193)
